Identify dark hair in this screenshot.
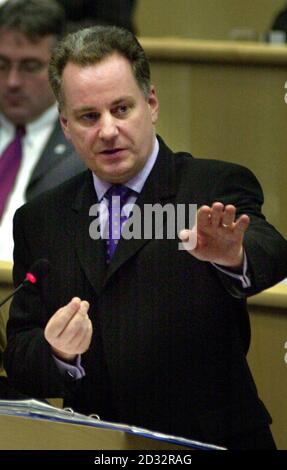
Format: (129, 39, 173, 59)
(48, 25, 151, 109)
(0, 0, 66, 42)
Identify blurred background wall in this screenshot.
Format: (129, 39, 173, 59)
(132, 1, 287, 238)
(135, 0, 286, 39)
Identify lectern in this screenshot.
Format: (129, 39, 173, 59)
(0, 399, 224, 450)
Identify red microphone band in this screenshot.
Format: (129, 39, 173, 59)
(0, 259, 50, 309)
(25, 272, 37, 284)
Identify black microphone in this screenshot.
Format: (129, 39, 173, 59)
(0, 259, 50, 308)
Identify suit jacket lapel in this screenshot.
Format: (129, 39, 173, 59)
(28, 121, 71, 188)
(67, 171, 107, 295)
(104, 138, 177, 284)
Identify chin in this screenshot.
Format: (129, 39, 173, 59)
(6, 113, 28, 125)
(102, 165, 133, 183)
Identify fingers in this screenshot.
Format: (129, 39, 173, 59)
(180, 203, 250, 240)
(221, 204, 236, 228)
(197, 203, 249, 234)
(233, 214, 250, 234)
(60, 301, 91, 348)
(46, 297, 82, 337)
(197, 205, 212, 229)
(197, 203, 234, 228)
(73, 320, 93, 351)
(179, 202, 250, 267)
(44, 297, 93, 358)
(179, 203, 249, 251)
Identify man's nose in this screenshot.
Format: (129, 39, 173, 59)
(6, 66, 23, 88)
(98, 114, 119, 140)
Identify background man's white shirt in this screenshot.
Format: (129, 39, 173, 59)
(0, 105, 58, 261)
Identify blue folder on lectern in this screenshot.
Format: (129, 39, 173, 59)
(0, 398, 225, 450)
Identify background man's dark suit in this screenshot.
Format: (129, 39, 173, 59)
(4, 138, 287, 448)
(25, 120, 85, 201)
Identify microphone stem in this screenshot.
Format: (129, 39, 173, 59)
(0, 282, 24, 309)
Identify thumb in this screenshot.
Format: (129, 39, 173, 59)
(179, 228, 197, 252)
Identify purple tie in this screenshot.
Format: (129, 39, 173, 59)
(105, 185, 132, 263)
(0, 126, 25, 220)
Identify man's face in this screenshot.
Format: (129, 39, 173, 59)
(60, 53, 159, 184)
(0, 29, 55, 125)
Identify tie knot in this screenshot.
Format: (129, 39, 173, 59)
(105, 185, 132, 206)
(15, 125, 26, 139)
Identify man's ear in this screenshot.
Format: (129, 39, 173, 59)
(148, 86, 159, 125)
(59, 113, 71, 141)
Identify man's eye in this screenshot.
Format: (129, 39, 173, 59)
(0, 60, 9, 71)
(21, 61, 46, 73)
(82, 113, 99, 121)
(115, 105, 129, 115)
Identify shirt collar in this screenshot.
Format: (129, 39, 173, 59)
(0, 113, 13, 133)
(26, 104, 58, 134)
(93, 137, 159, 201)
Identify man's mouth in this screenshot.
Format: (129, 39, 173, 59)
(4, 95, 25, 105)
(101, 148, 124, 155)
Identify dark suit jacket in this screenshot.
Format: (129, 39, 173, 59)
(4, 137, 287, 447)
(25, 120, 85, 201)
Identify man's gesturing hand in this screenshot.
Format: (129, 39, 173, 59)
(179, 202, 250, 268)
(44, 297, 92, 363)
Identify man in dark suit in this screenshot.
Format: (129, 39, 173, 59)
(0, 0, 85, 261)
(4, 26, 287, 449)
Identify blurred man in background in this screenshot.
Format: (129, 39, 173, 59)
(0, 0, 85, 261)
